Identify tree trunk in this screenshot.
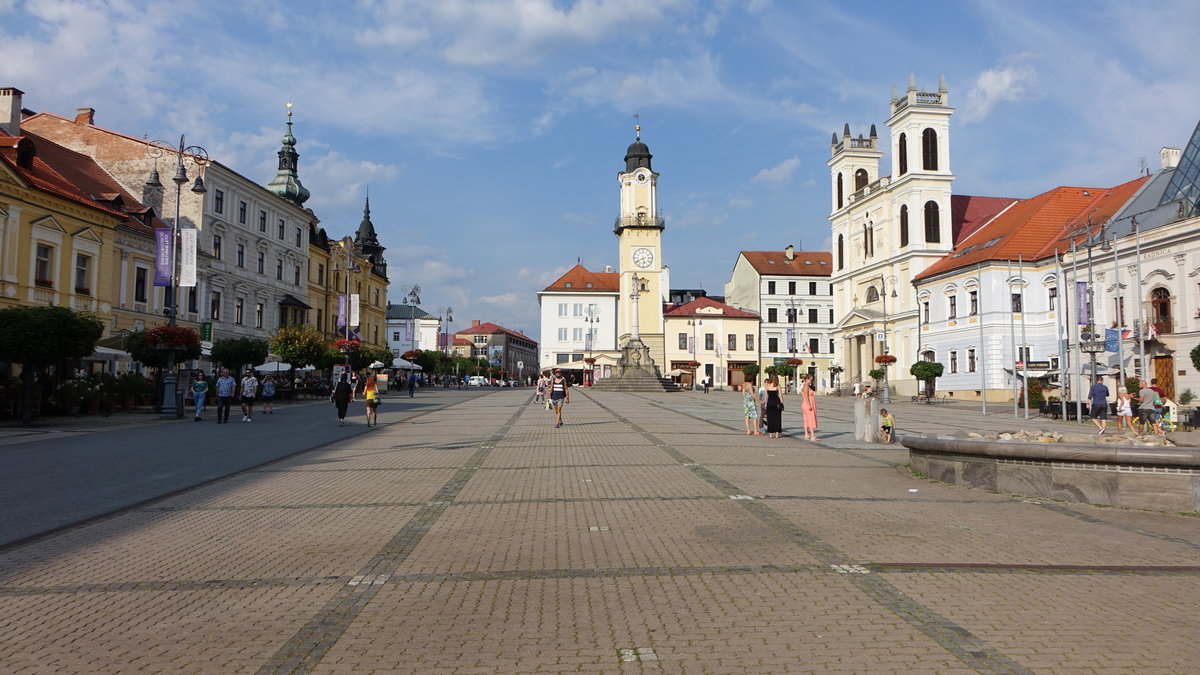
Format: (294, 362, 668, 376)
(19, 364, 37, 426)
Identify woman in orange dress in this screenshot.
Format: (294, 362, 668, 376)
(801, 373, 818, 441)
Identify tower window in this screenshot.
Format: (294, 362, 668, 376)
(922, 128, 938, 171)
(836, 173, 844, 209)
(837, 235, 844, 270)
(900, 205, 909, 247)
(924, 201, 940, 243)
(898, 133, 908, 175)
(854, 169, 868, 191)
(866, 286, 880, 303)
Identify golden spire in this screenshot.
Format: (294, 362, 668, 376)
(633, 112, 640, 140)
(286, 101, 293, 119)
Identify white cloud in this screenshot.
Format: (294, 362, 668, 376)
(477, 292, 523, 307)
(750, 156, 800, 187)
(961, 64, 1039, 123)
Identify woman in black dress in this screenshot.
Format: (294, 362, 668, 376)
(764, 375, 784, 438)
(331, 373, 354, 426)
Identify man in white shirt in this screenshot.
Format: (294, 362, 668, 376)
(240, 369, 259, 422)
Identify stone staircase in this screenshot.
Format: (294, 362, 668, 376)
(589, 370, 682, 393)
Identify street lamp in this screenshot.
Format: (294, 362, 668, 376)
(437, 306, 453, 356)
(875, 274, 898, 404)
(145, 135, 208, 419)
(786, 297, 802, 393)
(399, 284, 421, 357)
(583, 306, 599, 385)
(333, 237, 361, 373)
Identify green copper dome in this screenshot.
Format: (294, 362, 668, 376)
(266, 118, 310, 205)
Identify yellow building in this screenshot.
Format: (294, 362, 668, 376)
(663, 297, 761, 390)
(306, 197, 388, 350)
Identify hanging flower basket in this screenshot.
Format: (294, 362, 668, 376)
(402, 349, 421, 360)
(786, 358, 804, 366)
(146, 325, 200, 351)
(583, 357, 597, 365)
(874, 354, 897, 365)
(334, 337, 361, 353)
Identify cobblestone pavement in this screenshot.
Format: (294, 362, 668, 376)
(0, 390, 1197, 673)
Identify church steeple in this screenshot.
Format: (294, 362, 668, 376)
(265, 103, 311, 206)
(352, 190, 387, 280)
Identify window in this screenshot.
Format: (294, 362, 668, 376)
(276, 258, 283, 280)
(828, 309, 834, 323)
(836, 172, 844, 209)
(768, 308, 778, 322)
(854, 168, 868, 191)
(949, 350, 958, 374)
(900, 205, 909, 247)
(210, 292, 221, 320)
(809, 281, 817, 295)
(924, 201, 940, 243)
(212, 234, 222, 259)
(558, 328, 567, 341)
(866, 286, 880, 303)
(788, 281, 796, 295)
(922, 128, 938, 171)
(259, 210, 267, 232)
(255, 302, 264, 329)
(573, 303, 583, 316)
(237, 244, 245, 268)
(1048, 287, 1057, 311)
(968, 348, 976, 373)
(74, 254, 90, 293)
(235, 297, 245, 325)
(768, 337, 778, 353)
(33, 243, 52, 286)
(678, 333, 688, 349)
(393, 331, 401, 342)
(317, 264, 324, 286)
(837, 234, 844, 270)
(829, 339, 835, 354)
(135, 267, 148, 302)
(1114, 296, 1125, 325)
(214, 189, 224, 214)
(948, 296, 957, 319)
(294, 264, 301, 285)
(1018, 346, 1031, 363)
(257, 251, 265, 275)
(1011, 292, 1023, 313)
(746, 334, 754, 351)
(557, 303, 567, 317)
(728, 334, 737, 351)
(573, 328, 583, 341)
(277, 219, 285, 239)
(969, 291, 978, 316)
(809, 338, 819, 354)
(898, 133, 908, 175)
(704, 333, 714, 350)
(863, 223, 873, 258)
(808, 308, 818, 324)
(922, 301, 930, 323)
(373, 288, 379, 306)
(786, 308, 797, 322)
(768, 281, 776, 295)
(295, 227, 302, 247)
(238, 201, 247, 224)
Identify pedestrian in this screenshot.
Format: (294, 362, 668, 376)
(240, 368, 259, 422)
(740, 376, 763, 436)
(703, 375, 711, 394)
(215, 368, 236, 424)
(1088, 374, 1110, 435)
(880, 408, 896, 443)
(549, 368, 570, 427)
(801, 372, 819, 441)
(407, 371, 418, 398)
(853, 381, 861, 398)
(1135, 379, 1158, 434)
(191, 371, 208, 422)
(862, 385, 874, 399)
(535, 374, 547, 404)
(364, 374, 379, 427)
(1114, 386, 1133, 433)
(763, 375, 784, 438)
(331, 373, 354, 425)
(261, 375, 276, 415)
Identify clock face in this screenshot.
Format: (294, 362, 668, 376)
(632, 247, 654, 268)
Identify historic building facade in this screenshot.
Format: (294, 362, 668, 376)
(537, 263, 620, 376)
(662, 297, 759, 389)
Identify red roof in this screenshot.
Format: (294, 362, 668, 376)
(542, 264, 619, 292)
(0, 131, 126, 221)
(951, 195, 1019, 245)
(456, 321, 536, 344)
(915, 177, 1149, 282)
(664, 296, 760, 319)
(738, 250, 832, 276)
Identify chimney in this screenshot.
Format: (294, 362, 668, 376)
(0, 87, 23, 136)
(1160, 147, 1181, 170)
(74, 107, 95, 125)
(471, 320, 481, 328)
(784, 245, 794, 261)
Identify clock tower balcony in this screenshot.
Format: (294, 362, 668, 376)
(613, 213, 666, 234)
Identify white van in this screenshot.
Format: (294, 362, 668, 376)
(468, 376, 488, 387)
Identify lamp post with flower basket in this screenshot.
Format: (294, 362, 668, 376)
(875, 353, 897, 400)
(146, 325, 201, 417)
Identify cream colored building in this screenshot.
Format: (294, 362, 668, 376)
(663, 297, 759, 390)
(614, 127, 669, 368)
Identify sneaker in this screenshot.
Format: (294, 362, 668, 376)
(1098, 428, 1105, 435)
(246, 417, 252, 422)
(194, 416, 201, 422)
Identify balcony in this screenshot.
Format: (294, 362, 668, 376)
(1151, 319, 1172, 336)
(612, 214, 666, 233)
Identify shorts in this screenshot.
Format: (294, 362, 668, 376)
(366, 399, 379, 409)
(242, 395, 256, 405)
(1139, 409, 1160, 423)
(1089, 403, 1108, 420)
(262, 395, 274, 403)
(881, 425, 893, 434)
(550, 398, 565, 407)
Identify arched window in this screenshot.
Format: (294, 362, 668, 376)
(837, 234, 844, 270)
(924, 200, 940, 243)
(1151, 287, 1172, 333)
(836, 173, 844, 209)
(865, 286, 880, 303)
(854, 169, 868, 191)
(899, 205, 909, 247)
(898, 133, 908, 175)
(922, 128, 938, 171)
(922, 350, 935, 363)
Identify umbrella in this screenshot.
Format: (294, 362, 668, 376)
(254, 362, 292, 373)
(665, 369, 686, 376)
(369, 360, 386, 369)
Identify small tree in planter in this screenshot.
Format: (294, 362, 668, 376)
(741, 363, 761, 384)
(868, 368, 886, 386)
(909, 361, 944, 399)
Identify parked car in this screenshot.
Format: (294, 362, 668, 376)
(468, 376, 488, 387)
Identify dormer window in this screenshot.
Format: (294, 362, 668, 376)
(564, 282, 573, 288)
(585, 282, 593, 288)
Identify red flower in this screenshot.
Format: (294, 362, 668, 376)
(334, 338, 361, 352)
(874, 354, 897, 365)
(146, 325, 200, 349)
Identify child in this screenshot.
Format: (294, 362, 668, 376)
(880, 408, 895, 443)
(1157, 407, 1174, 435)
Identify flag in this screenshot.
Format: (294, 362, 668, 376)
(1121, 328, 1133, 340)
(1104, 328, 1119, 352)
(349, 294, 360, 327)
(786, 328, 795, 351)
(336, 294, 347, 328)
(153, 228, 173, 286)
(404, 318, 413, 341)
(1148, 322, 1158, 339)
(179, 229, 197, 287)
(688, 336, 694, 354)
(1075, 281, 1089, 325)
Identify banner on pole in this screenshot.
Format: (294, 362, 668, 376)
(179, 229, 197, 287)
(1104, 328, 1120, 352)
(350, 294, 361, 327)
(786, 328, 795, 352)
(1076, 281, 1089, 325)
(153, 228, 173, 287)
(405, 318, 413, 341)
(336, 294, 347, 328)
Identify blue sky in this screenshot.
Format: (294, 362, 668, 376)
(4, 0, 1199, 338)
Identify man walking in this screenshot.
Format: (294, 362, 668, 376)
(240, 368, 259, 422)
(407, 371, 418, 398)
(1088, 374, 1110, 435)
(215, 368, 236, 424)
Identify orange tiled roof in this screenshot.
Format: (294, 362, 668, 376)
(456, 322, 536, 344)
(739, 251, 832, 276)
(915, 177, 1150, 282)
(0, 131, 126, 221)
(664, 296, 759, 319)
(950, 195, 1020, 244)
(542, 264, 619, 292)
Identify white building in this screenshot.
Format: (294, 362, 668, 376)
(537, 264, 619, 377)
(386, 303, 439, 358)
(724, 246, 836, 389)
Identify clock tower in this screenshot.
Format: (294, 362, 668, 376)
(615, 123, 666, 368)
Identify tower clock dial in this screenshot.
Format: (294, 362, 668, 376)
(632, 247, 654, 268)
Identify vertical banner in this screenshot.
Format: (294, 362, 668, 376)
(584, 332, 592, 351)
(404, 318, 413, 341)
(349, 294, 361, 327)
(179, 229, 197, 287)
(688, 336, 694, 354)
(1076, 281, 1089, 325)
(786, 328, 795, 351)
(153, 228, 173, 286)
(1104, 328, 1119, 352)
(336, 294, 347, 328)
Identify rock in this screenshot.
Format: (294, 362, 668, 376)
(1165, 431, 1200, 447)
(1061, 433, 1099, 444)
(968, 432, 984, 439)
(1036, 436, 1057, 443)
(999, 432, 1013, 441)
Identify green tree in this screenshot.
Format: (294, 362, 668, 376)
(0, 305, 103, 425)
(123, 328, 201, 369)
(1191, 343, 1200, 373)
(211, 337, 268, 375)
(909, 361, 945, 398)
(269, 325, 328, 371)
(741, 364, 761, 382)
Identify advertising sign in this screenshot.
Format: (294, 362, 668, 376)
(179, 228, 197, 287)
(153, 228, 172, 286)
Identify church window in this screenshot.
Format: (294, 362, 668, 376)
(836, 173, 844, 209)
(922, 128, 938, 171)
(854, 169, 868, 191)
(837, 235, 844, 270)
(898, 133, 908, 175)
(899, 205, 909, 247)
(923, 201, 940, 243)
(865, 286, 880, 303)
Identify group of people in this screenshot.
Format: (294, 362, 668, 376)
(1088, 375, 1172, 436)
(190, 368, 277, 423)
(739, 373, 819, 440)
(328, 373, 381, 426)
(534, 370, 571, 427)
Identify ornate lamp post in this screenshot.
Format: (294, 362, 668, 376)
(399, 284, 421, 358)
(145, 135, 208, 418)
(333, 237, 360, 372)
(876, 274, 898, 404)
(437, 306, 454, 356)
(583, 306, 599, 385)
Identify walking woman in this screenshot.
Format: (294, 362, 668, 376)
(364, 375, 379, 427)
(549, 368, 570, 428)
(741, 376, 764, 435)
(331, 373, 354, 426)
(261, 375, 276, 415)
(1115, 386, 1133, 433)
(801, 372, 819, 441)
(763, 375, 784, 438)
